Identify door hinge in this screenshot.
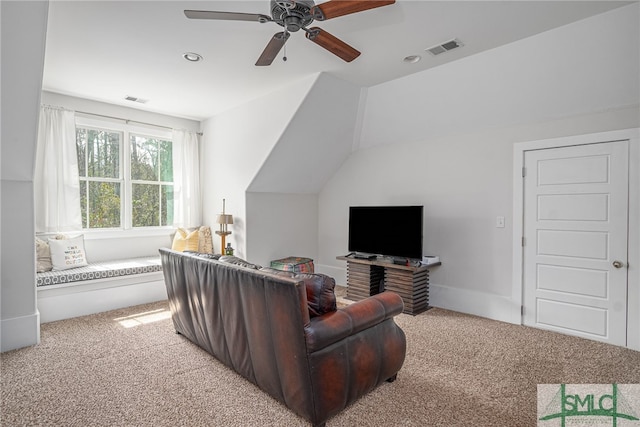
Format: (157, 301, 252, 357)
(521, 305, 524, 316)
(522, 237, 526, 247)
(522, 166, 526, 178)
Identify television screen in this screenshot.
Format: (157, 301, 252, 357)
(348, 206, 423, 260)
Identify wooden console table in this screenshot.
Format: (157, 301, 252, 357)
(336, 255, 441, 315)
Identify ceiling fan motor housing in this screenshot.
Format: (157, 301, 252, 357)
(271, 0, 316, 32)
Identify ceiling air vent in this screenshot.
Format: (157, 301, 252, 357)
(124, 96, 148, 104)
(426, 38, 463, 56)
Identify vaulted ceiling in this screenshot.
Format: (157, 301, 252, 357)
(42, 1, 632, 120)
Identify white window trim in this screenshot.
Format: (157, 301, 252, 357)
(75, 116, 174, 235)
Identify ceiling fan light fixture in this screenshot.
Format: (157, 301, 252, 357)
(182, 52, 203, 62)
(184, 0, 396, 66)
(403, 55, 421, 64)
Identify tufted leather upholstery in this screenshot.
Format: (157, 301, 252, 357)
(160, 248, 406, 427)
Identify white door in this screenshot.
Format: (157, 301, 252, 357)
(522, 140, 629, 346)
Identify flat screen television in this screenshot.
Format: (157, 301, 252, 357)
(348, 205, 423, 260)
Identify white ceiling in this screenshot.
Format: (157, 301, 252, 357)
(42, 1, 632, 121)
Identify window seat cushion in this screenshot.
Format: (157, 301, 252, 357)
(36, 256, 162, 288)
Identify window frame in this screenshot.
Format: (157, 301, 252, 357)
(75, 115, 175, 236)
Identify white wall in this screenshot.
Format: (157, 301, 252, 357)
(202, 72, 362, 260)
(247, 73, 362, 194)
(1, 0, 49, 352)
(41, 91, 199, 133)
(318, 4, 640, 323)
(200, 74, 319, 257)
(246, 192, 318, 267)
(359, 4, 640, 150)
(201, 72, 362, 263)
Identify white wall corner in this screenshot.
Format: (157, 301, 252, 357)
(352, 87, 368, 152)
(1, 311, 40, 352)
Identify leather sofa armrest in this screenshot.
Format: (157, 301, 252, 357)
(304, 291, 404, 353)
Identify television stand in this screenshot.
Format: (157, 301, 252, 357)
(336, 255, 441, 315)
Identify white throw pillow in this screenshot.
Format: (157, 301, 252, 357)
(48, 235, 89, 270)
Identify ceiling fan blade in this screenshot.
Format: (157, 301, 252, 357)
(256, 32, 290, 66)
(311, 0, 395, 21)
(184, 10, 271, 23)
(305, 28, 360, 63)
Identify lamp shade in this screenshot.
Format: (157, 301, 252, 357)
(216, 214, 233, 225)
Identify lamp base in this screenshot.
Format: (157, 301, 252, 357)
(215, 231, 231, 254)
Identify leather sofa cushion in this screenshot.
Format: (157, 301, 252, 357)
(218, 255, 262, 270)
(260, 267, 337, 318)
(186, 252, 221, 260)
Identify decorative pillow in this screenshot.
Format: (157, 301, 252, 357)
(35, 237, 53, 272)
(48, 234, 89, 271)
(198, 226, 214, 254)
(171, 228, 200, 252)
(260, 267, 337, 317)
(35, 234, 67, 273)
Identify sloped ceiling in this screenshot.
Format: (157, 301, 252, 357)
(247, 73, 361, 193)
(360, 3, 640, 149)
(42, 1, 633, 120)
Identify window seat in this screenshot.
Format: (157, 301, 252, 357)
(36, 256, 162, 288)
(37, 256, 167, 323)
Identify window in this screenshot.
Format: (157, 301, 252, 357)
(130, 134, 173, 227)
(76, 121, 174, 230)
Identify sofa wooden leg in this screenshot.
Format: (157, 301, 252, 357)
(386, 373, 397, 383)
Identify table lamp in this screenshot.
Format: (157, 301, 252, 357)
(215, 199, 233, 253)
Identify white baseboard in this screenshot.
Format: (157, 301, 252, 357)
(429, 283, 520, 324)
(312, 265, 521, 324)
(37, 273, 167, 323)
(1, 312, 40, 352)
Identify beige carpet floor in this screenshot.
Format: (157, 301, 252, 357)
(2, 295, 639, 426)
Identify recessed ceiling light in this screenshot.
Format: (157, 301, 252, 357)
(403, 55, 421, 64)
(183, 52, 203, 62)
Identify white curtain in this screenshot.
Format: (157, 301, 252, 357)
(34, 106, 82, 232)
(172, 129, 201, 227)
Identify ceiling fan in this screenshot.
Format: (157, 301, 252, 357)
(184, 0, 396, 66)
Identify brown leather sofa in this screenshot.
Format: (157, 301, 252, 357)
(159, 248, 406, 427)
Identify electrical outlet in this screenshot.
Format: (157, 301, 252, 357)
(496, 216, 505, 228)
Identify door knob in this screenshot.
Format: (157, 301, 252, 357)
(612, 260, 625, 268)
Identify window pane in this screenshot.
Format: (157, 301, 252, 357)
(130, 135, 158, 181)
(88, 181, 120, 228)
(132, 183, 159, 227)
(76, 128, 87, 177)
(161, 185, 173, 226)
(80, 180, 87, 229)
(159, 140, 173, 182)
(87, 130, 120, 178)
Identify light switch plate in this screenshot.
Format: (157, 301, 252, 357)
(496, 216, 505, 228)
